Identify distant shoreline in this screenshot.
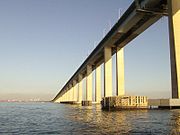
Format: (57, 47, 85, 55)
(0, 100, 50, 103)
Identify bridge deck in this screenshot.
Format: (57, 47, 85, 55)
(53, 0, 168, 101)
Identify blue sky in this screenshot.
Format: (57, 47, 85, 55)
(0, 0, 171, 101)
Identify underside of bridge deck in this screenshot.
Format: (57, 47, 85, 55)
(53, 0, 180, 105)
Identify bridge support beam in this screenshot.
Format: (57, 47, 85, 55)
(62, 93, 64, 102)
(104, 47, 113, 97)
(62, 91, 65, 102)
(116, 47, 125, 96)
(68, 89, 71, 101)
(71, 87, 74, 101)
(95, 64, 102, 103)
(168, 0, 180, 98)
(60, 94, 62, 102)
(86, 65, 93, 101)
(73, 80, 77, 102)
(78, 74, 83, 103)
(65, 89, 68, 102)
(59, 94, 62, 102)
(67, 89, 69, 101)
(69, 84, 73, 101)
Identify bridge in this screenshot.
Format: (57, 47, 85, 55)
(52, 0, 180, 105)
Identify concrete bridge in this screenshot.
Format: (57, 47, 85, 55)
(52, 0, 180, 105)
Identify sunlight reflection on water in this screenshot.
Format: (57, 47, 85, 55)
(0, 102, 180, 134)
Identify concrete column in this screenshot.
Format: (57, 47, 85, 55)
(86, 65, 93, 101)
(59, 94, 62, 102)
(59, 95, 62, 102)
(64, 89, 67, 101)
(59, 95, 61, 102)
(65, 91, 67, 101)
(66, 89, 68, 101)
(71, 86, 74, 101)
(73, 80, 77, 102)
(68, 89, 70, 101)
(61, 93, 64, 102)
(61, 92, 63, 102)
(69, 84, 73, 101)
(62, 94, 64, 102)
(168, 0, 180, 98)
(65, 89, 68, 102)
(62, 92, 65, 102)
(62, 95, 64, 102)
(66, 89, 69, 101)
(116, 47, 125, 96)
(104, 47, 113, 97)
(95, 64, 102, 103)
(75, 84, 78, 102)
(78, 74, 83, 103)
(68, 89, 70, 102)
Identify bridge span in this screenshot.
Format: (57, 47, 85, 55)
(53, 0, 180, 104)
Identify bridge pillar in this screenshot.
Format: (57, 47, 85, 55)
(59, 94, 63, 102)
(78, 74, 83, 103)
(60, 94, 62, 102)
(73, 80, 78, 102)
(116, 47, 125, 96)
(67, 89, 69, 101)
(60, 95, 63, 102)
(68, 89, 71, 101)
(64, 89, 67, 101)
(62, 92, 64, 102)
(69, 84, 73, 101)
(62, 95, 64, 102)
(86, 65, 93, 101)
(71, 85, 74, 101)
(104, 47, 113, 97)
(63, 93, 66, 101)
(95, 64, 102, 103)
(64, 89, 67, 102)
(65, 91, 67, 101)
(71, 88, 74, 101)
(59, 94, 62, 102)
(62, 93, 64, 102)
(168, 0, 180, 98)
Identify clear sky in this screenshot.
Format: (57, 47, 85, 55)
(0, 0, 171, 101)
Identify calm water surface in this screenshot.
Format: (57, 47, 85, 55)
(0, 102, 180, 135)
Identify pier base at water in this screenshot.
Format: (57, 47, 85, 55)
(92, 102, 101, 104)
(60, 101, 79, 104)
(149, 99, 180, 109)
(82, 101, 92, 106)
(101, 96, 148, 110)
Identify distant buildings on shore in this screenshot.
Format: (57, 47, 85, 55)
(0, 98, 47, 102)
